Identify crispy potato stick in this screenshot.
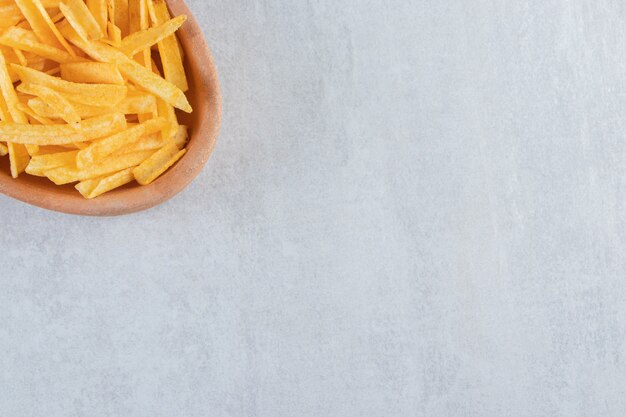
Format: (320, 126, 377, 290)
(47, 149, 153, 184)
(86, 0, 107, 34)
(12, 64, 128, 106)
(0, 142, 7, 156)
(133, 141, 185, 185)
(35, 145, 78, 154)
(60, 62, 123, 84)
(120, 14, 185, 57)
(149, 0, 187, 91)
(105, 21, 121, 47)
(25, 149, 78, 176)
(113, 0, 129, 36)
(76, 166, 134, 198)
(0, 49, 31, 176)
(77, 117, 165, 167)
(0, 3, 24, 29)
(29, 92, 156, 118)
(173, 124, 188, 149)
(59, 0, 104, 41)
(18, 83, 81, 125)
(0, 113, 125, 144)
(64, 34, 191, 112)
(8, 143, 31, 176)
(15, 0, 75, 54)
(0, 27, 83, 64)
(17, 102, 56, 124)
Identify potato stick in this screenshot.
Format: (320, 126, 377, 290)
(0, 142, 7, 156)
(76, 166, 134, 198)
(60, 62, 123, 84)
(14, 49, 28, 66)
(29, 92, 156, 118)
(25, 149, 77, 175)
(133, 141, 185, 185)
(12, 64, 127, 105)
(63, 34, 191, 112)
(149, 0, 187, 91)
(105, 21, 121, 47)
(18, 83, 81, 125)
(47, 149, 153, 184)
(0, 27, 82, 64)
(77, 116, 165, 167)
(15, 0, 75, 54)
(59, 0, 104, 41)
(113, 0, 128, 36)
(86, 0, 107, 34)
(17, 102, 56, 124)
(173, 124, 187, 149)
(34, 145, 73, 154)
(8, 142, 31, 176)
(0, 113, 125, 144)
(119, 15, 185, 57)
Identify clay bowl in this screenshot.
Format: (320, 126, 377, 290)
(0, 0, 222, 216)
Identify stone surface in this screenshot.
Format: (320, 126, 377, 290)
(2, 0, 626, 415)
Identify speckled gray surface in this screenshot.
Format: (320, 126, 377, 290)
(2, 0, 626, 415)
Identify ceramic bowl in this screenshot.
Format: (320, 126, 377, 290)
(0, 0, 222, 216)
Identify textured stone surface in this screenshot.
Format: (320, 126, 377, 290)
(2, 0, 626, 415)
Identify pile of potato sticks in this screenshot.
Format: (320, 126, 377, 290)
(0, 0, 192, 198)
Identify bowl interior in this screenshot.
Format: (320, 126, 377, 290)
(0, 0, 221, 216)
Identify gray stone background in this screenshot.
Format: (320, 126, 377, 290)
(2, 0, 626, 415)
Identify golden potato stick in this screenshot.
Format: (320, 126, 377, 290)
(113, 0, 129, 36)
(105, 21, 121, 47)
(12, 64, 128, 106)
(29, 92, 155, 118)
(25, 149, 77, 176)
(36, 145, 78, 154)
(156, 96, 178, 141)
(0, 57, 28, 125)
(133, 141, 185, 185)
(149, 0, 187, 91)
(47, 149, 153, 184)
(86, 0, 107, 34)
(17, 83, 81, 125)
(121, 132, 164, 152)
(17, 99, 54, 125)
(0, 113, 124, 144)
(0, 142, 7, 156)
(0, 4, 25, 29)
(15, 0, 75, 55)
(119, 14, 185, 58)
(60, 62, 123, 84)
(63, 35, 191, 112)
(59, 0, 104, 41)
(173, 124, 188, 149)
(0, 27, 83, 64)
(76, 167, 134, 198)
(8, 142, 31, 177)
(14, 49, 28, 66)
(77, 117, 165, 167)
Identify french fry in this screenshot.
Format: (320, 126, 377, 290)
(60, 62, 123, 84)
(105, 21, 121, 47)
(47, 149, 153, 184)
(113, 0, 129, 36)
(86, 0, 107, 34)
(173, 124, 187, 149)
(62, 34, 191, 112)
(119, 14, 185, 57)
(0, 142, 8, 156)
(77, 116, 165, 167)
(0, 113, 126, 144)
(59, 0, 104, 41)
(12, 64, 128, 106)
(133, 141, 184, 185)
(0, 27, 83, 64)
(17, 83, 81, 125)
(25, 149, 77, 176)
(148, 0, 187, 91)
(14, 0, 75, 55)
(0, 3, 24, 30)
(8, 143, 31, 177)
(17, 102, 56, 125)
(29, 91, 156, 118)
(75, 166, 134, 198)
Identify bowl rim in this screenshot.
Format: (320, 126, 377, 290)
(0, 0, 222, 216)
